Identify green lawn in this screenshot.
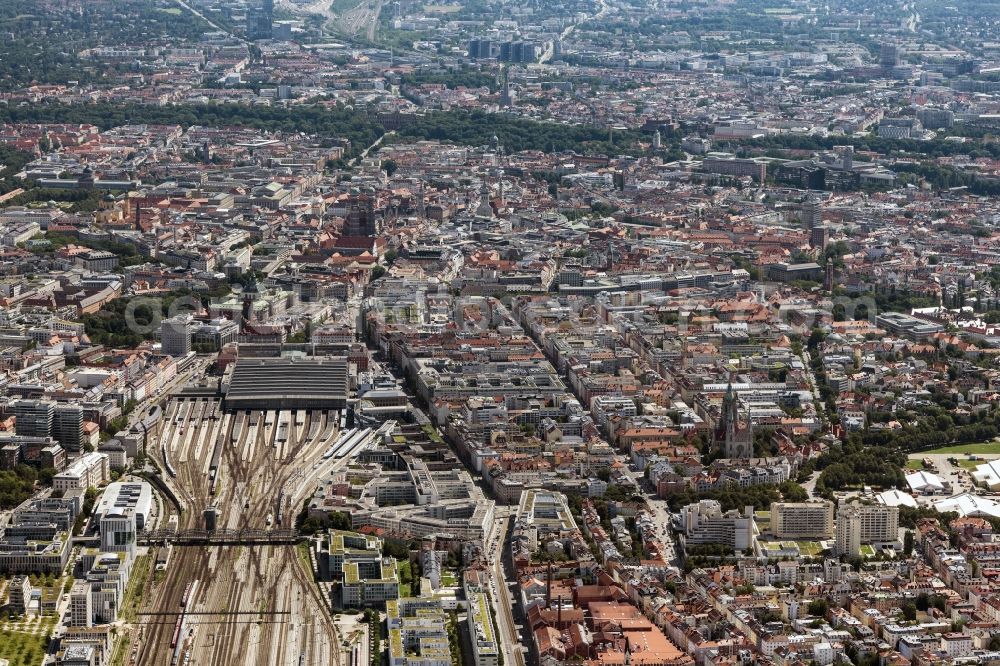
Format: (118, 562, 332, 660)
(956, 459, 982, 470)
(421, 425, 444, 444)
(860, 544, 877, 558)
(795, 541, 824, 556)
(297, 542, 314, 579)
(905, 459, 924, 470)
(916, 442, 1000, 456)
(0, 615, 57, 635)
(109, 629, 131, 666)
(119, 554, 152, 623)
(0, 629, 48, 666)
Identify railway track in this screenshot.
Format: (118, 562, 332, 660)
(133, 401, 341, 665)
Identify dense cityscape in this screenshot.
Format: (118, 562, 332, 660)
(3, 0, 1000, 665)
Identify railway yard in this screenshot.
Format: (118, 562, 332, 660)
(127, 398, 350, 666)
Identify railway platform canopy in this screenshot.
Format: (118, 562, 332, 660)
(223, 356, 349, 411)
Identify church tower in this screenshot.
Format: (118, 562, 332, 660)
(722, 383, 753, 459)
(475, 180, 494, 218)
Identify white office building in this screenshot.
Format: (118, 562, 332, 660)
(160, 315, 194, 357)
(96, 482, 152, 530)
(100, 510, 137, 558)
(68, 582, 93, 628)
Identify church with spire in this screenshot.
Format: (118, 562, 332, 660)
(719, 383, 753, 459)
(475, 180, 494, 218)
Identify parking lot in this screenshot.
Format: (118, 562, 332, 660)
(908, 453, 989, 499)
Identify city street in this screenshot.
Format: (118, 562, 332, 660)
(486, 508, 527, 666)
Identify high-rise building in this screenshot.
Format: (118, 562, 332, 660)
(880, 42, 900, 70)
(837, 145, 854, 171)
(801, 198, 822, 230)
(247, 0, 274, 40)
(468, 38, 494, 59)
(834, 508, 861, 557)
(69, 582, 93, 627)
(13, 399, 54, 439)
(834, 502, 899, 557)
(13, 400, 83, 450)
(499, 40, 537, 64)
(810, 225, 829, 251)
(100, 509, 137, 559)
(613, 170, 626, 191)
(53, 404, 84, 452)
(160, 315, 194, 358)
(770, 501, 835, 540)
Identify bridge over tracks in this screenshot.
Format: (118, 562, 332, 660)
(139, 528, 300, 546)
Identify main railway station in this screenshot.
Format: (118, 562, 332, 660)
(133, 386, 357, 666)
(222, 356, 350, 411)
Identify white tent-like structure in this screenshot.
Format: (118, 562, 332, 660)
(904, 470, 945, 494)
(971, 459, 1000, 490)
(876, 488, 917, 509)
(933, 493, 1000, 519)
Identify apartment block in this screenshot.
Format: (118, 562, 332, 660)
(386, 597, 451, 666)
(680, 499, 757, 552)
(467, 591, 500, 666)
(770, 501, 835, 540)
(834, 502, 899, 557)
(313, 529, 400, 609)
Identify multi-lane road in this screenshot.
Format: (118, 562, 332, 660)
(171, 0, 245, 43)
(539, 0, 610, 63)
(126, 359, 207, 431)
